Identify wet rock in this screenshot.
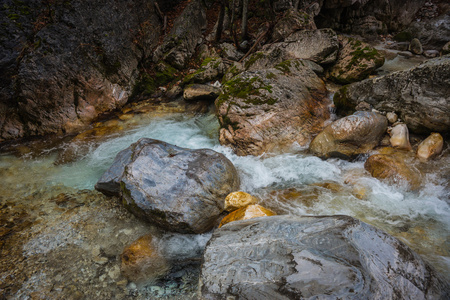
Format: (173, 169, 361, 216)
(200, 215, 449, 299)
(423, 50, 440, 58)
(262, 28, 339, 65)
(219, 204, 276, 228)
(334, 55, 450, 134)
(153, 0, 206, 69)
(309, 111, 388, 159)
(0, 0, 161, 141)
(386, 112, 398, 124)
(327, 36, 385, 84)
(96, 138, 240, 233)
(120, 234, 169, 283)
(183, 84, 221, 102)
(409, 38, 424, 55)
(389, 124, 412, 150)
(224, 191, 258, 212)
(271, 9, 316, 42)
(216, 60, 330, 156)
(417, 133, 444, 161)
(386, 42, 411, 51)
(364, 153, 421, 190)
(406, 14, 450, 50)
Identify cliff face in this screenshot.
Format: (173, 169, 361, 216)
(0, 0, 161, 141)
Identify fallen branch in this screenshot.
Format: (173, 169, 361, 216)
(239, 22, 270, 63)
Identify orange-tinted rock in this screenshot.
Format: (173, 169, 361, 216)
(219, 205, 276, 228)
(364, 154, 421, 190)
(416, 133, 444, 161)
(224, 191, 258, 212)
(389, 124, 411, 150)
(120, 234, 168, 283)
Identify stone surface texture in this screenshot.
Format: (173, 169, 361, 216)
(200, 215, 449, 299)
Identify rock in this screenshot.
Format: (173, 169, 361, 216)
(417, 133, 444, 161)
(183, 84, 221, 101)
(200, 215, 449, 299)
(406, 14, 450, 50)
(96, 138, 240, 233)
(327, 36, 385, 84)
(423, 50, 440, 58)
(224, 191, 258, 212)
(409, 38, 423, 55)
(153, 0, 206, 69)
(262, 28, 339, 65)
(165, 85, 183, 99)
(389, 124, 412, 150)
(334, 55, 450, 134)
(309, 111, 388, 159)
(317, 0, 426, 36)
(219, 204, 276, 228)
(386, 42, 411, 51)
(386, 112, 398, 124)
(271, 9, 316, 42)
(220, 43, 244, 61)
(398, 51, 415, 58)
(120, 234, 169, 283)
(216, 60, 330, 156)
(443, 41, 450, 55)
(0, 0, 161, 141)
(364, 153, 421, 190)
(183, 57, 226, 85)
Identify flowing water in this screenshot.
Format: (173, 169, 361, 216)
(1, 57, 449, 298)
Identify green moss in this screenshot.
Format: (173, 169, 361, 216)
(266, 72, 276, 79)
(7, 13, 19, 20)
(244, 52, 264, 69)
(274, 60, 295, 74)
(131, 73, 156, 99)
(346, 47, 381, 70)
(333, 85, 354, 115)
(393, 31, 412, 42)
(155, 63, 177, 86)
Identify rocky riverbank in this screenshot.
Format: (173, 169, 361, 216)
(1, 0, 449, 298)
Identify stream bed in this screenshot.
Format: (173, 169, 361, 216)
(1, 57, 449, 298)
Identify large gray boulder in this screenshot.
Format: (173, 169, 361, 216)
(262, 28, 339, 65)
(309, 111, 388, 159)
(96, 138, 240, 233)
(334, 55, 450, 134)
(200, 215, 449, 299)
(216, 59, 330, 156)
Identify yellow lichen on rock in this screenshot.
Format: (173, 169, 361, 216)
(224, 191, 258, 212)
(219, 204, 276, 228)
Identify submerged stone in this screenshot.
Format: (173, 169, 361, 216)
(200, 215, 449, 299)
(120, 234, 169, 283)
(96, 138, 240, 233)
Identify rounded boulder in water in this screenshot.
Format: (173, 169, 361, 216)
(96, 138, 240, 233)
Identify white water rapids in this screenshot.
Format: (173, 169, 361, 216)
(1, 111, 448, 284)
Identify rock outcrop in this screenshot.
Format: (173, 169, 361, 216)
(309, 111, 388, 159)
(326, 36, 385, 84)
(334, 55, 450, 134)
(0, 0, 161, 142)
(262, 28, 339, 65)
(96, 138, 240, 233)
(216, 60, 330, 156)
(200, 215, 449, 299)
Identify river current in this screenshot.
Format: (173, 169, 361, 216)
(0, 56, 449, 298)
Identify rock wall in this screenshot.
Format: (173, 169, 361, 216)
(0, 0, 161, 141)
